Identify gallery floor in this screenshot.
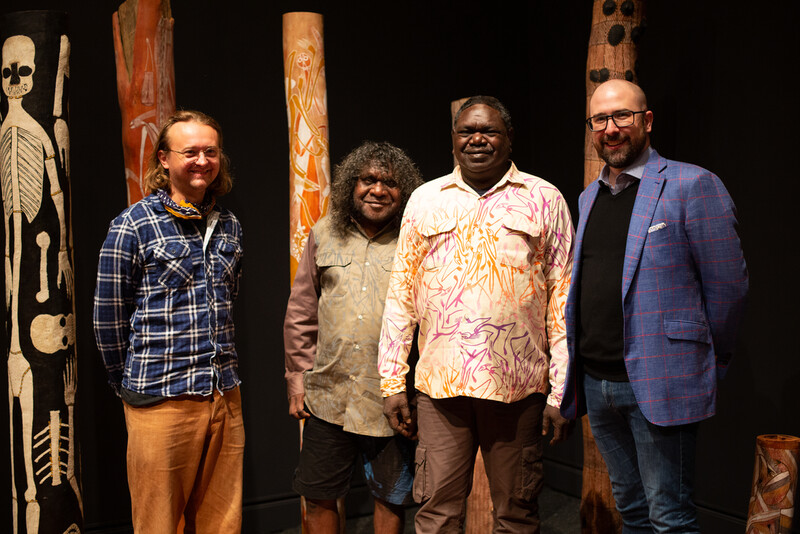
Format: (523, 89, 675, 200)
(274, 485, 582, 533)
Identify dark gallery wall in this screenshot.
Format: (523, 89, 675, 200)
(1, 1, 797, 532)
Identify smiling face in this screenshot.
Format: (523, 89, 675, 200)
(352, 163, 402, 237)
(589, 80, 653, 180)
(157, 121, 220, 205)
(452, 104, 513, 190)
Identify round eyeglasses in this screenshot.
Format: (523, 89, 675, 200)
(166, 147, 220, 162)
(586, 110, 647, 132)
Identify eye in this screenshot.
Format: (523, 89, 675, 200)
(182, 150, 199, 158)
(2, 68, 10, 79)
(590, 116, 608, 127)
(613, 111, 633, 121)
(203, 148, 219, 158)
(18, 66, 33, 77)
(383, 180, 399, 189)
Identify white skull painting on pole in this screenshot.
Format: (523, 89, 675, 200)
(1, 10, 83, 533)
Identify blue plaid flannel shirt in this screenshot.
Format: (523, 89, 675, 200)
(93, 193, 243, 397)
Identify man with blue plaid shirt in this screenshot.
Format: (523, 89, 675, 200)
(94, 110, 244, 533)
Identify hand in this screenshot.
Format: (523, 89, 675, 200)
(289, 393, 310, 420)
(542, 404, 574, 445)
(383, 392, 417, 439)
(57, 250, 74, 300)
(63, 355, 76, 406)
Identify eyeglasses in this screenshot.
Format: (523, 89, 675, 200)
(166, 146, 220, 162)
(586, 110, 647, 132)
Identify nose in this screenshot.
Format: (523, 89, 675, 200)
(195, 151, 209, 164)
(370, 181, 387, 196)
(603, 119, 621, 136)
(10, 63, 20, 85)
(469, 132, 485, 144)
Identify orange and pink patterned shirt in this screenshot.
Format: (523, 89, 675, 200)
(378, 163, 574, 408)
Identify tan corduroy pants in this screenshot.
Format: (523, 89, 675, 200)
(123, 387, 245, 534)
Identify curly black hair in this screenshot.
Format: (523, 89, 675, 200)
(329, 141, 423, 238)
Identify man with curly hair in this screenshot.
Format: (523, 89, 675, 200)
(94, 110, 244, 532)
(284, 141, 423, 533)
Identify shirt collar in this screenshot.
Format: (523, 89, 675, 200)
(349, 217, 396, 240)
(442, 162, 524, 195)
(598, 146, 653, 194)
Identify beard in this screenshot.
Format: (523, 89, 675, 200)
(596, 132, 647, 169)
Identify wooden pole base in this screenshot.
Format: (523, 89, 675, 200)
(747, 434, 800, 533)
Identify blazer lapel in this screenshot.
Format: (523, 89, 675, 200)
(622, 152, 667, 299)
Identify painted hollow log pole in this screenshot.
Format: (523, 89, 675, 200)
(747, 434, 800, 533)
(283, 12, 333, 533)
(1, 10, 83, 533)
(283, 11, 330, 285)
(449, 96, 494, 533)
(113, 0, 175, 206)
(584, 0, 646, 188)
(581, 1, 645, 532)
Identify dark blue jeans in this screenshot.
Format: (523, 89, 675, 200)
(583, 373, 700, 533)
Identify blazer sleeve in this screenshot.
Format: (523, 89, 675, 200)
(684, 169, 748, 374)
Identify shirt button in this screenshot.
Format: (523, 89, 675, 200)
(358, 314, 363, 320)
(349, 375, 357, 381)
(362, 286, 367, 291)
(354, 344, 361, 351)
(365, 261, 370, 266)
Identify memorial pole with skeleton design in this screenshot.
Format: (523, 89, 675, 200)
(1, 10, 82, 533)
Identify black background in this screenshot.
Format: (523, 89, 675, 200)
(1, 1, 798, 532)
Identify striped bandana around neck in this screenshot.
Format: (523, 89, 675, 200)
(157, 188, 216, 219)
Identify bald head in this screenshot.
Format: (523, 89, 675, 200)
(590, 80, 647, 114)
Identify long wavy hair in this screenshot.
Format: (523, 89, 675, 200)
(143, 110, 233, 198)
(329, 141, 423, 238)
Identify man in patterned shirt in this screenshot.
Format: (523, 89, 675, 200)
(284, 141, 423, 533)
(379, 96, 575, 532)
(94, 110, 244, 533)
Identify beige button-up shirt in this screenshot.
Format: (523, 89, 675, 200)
(284, 215, 399, 437)
(379, 164, 574, 408)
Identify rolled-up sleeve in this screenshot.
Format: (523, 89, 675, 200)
(284, 232, 321, 398)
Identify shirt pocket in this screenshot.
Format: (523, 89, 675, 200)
(496, 213, 539, 270)
(317, 251, 353, 297)
(214, 237, 243, 283)
(419, 217, 457, 270)
(152, 239, 193, 288)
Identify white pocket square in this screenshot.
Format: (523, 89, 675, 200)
(648, 222, 667, 233)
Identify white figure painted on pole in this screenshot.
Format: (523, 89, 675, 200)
(1, 33, 75, 533)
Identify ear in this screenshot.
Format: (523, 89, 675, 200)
(644, 110, 654, 133)
(157, 150, 170, 170)
(507, 126, 515, 144)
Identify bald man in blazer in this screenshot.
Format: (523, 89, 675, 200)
(561, 80, 748, 532)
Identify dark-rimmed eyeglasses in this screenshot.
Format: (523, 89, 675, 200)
(166, 147, 220, 162)
(586, 110, 647, 132)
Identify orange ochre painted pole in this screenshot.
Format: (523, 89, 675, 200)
(283, 12, 335, 533)
(113, 0, 175, 206)
(283, 11, 330, 285)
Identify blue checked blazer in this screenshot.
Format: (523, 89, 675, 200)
(560, 150, 748, 426)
